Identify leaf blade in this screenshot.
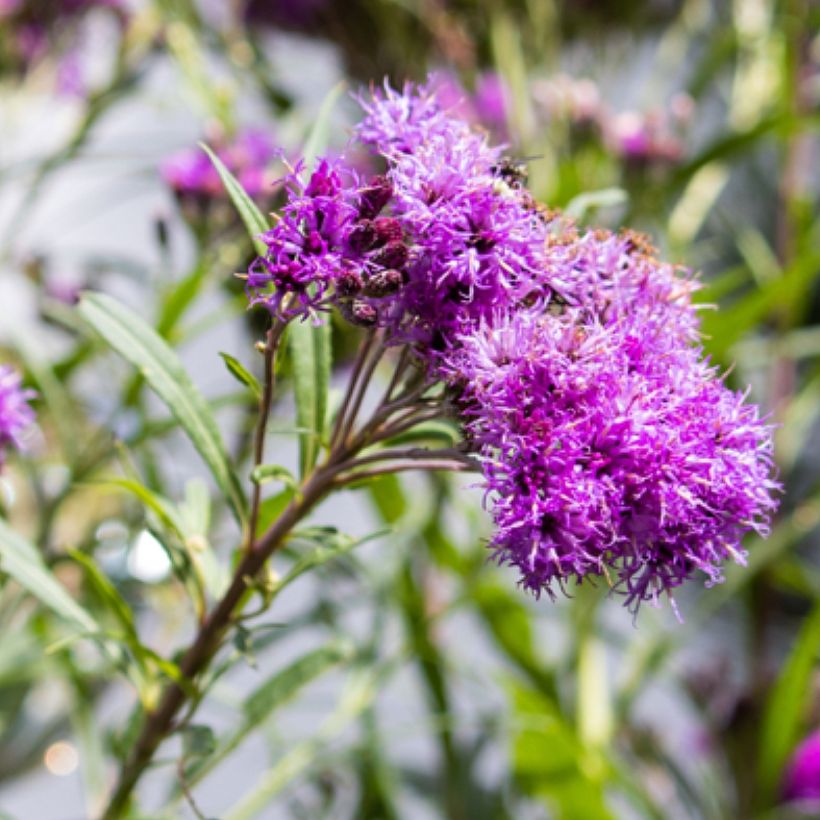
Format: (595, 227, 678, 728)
(199, 143, 269, 255)
(78, 292, 247, 525)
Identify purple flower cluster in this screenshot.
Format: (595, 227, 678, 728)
(533, 74, 693, 167)
(246, 78, 779, 611)
(162, 130, 277, 201)
(0, 366, 35, 470)
(249, 80, 555, 347)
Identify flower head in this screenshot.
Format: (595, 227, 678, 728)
(444, 231, 779, 611)
(245, 77, 780, 613)
(0, 366, 35, 469)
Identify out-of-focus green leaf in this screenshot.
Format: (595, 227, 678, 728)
(181, 640, 355, 789)
(182, 724, 216, 761)
(565, 188, 628, 221)
(701, 249, 820, 362)
(510, 681, 614, 820)
(288, 318, 331, 477)
(220, 352, 262, 400)
(302, 81, 347, 172)
(93, 478, 185, 537)
(0, 518, 97, 635)
(757, 603, 820, 801)
(157, 257, 209, 341)
(224, 665, 381, 820)
(473, 579, 558, 701)
(577, 637, 613, 749)
(200, 143, 268, 255)
(78, 292, 247, 525)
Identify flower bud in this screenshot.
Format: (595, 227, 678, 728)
(372, 240, 408, 270)
(363, 268, 404, 298)
(336, 269, 363, 296)
(347, 220, 377, 254)
(347, 299, 379, 326)
(372, 216, 403, 246)
(358, 175, 392, 218)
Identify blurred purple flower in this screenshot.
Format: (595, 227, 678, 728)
(162, 129, 277, 200)
(474, 72, 509, 134)
(0, 366, 35, 469)
(784, 731, 820, 803)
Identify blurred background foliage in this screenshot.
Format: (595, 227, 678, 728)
(0, 0, 819, 818)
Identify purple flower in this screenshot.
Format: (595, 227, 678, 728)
(0, 366, 35, 469)
(444, 232, 778, 611)
(245, 77, 780, 613)
(162, 129, 277, 200)
(249, 78, 559, 341)
(783, 731, 820, 803)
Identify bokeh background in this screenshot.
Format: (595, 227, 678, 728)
(1, 0, 819, 818)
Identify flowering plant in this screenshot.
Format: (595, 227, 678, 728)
(1, 3, 817, 816)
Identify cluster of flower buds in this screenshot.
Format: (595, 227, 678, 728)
(246, 78, 778, 612)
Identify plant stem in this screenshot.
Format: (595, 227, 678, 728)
(100, 337, 462, 818)
(100, 466, 332, 820)
(246, 321, 286, 550)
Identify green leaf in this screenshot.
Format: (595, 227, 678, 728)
(302, 82, 347, 172)
(224, 666, 380, 820)
(565, 188, 628, 221)
(251, 464, 298, 492)
(219, 352, 262, 400)
(182, 641, 355, 789)
(510, 681, 614, 820)
(0, 518, 97, 634)
(273, 528, 381, 596)
(182, 724, 217, 761)
(288, 319, 331, 477)
(256, 489, 294, 538)
(379, 419, 460, 448)
(199, 143, 268, 255)
(93, 478, 185, 537)
(78, 292, 247, 525)
(243, 641, 355, 724)
(757, 602, 820, 800)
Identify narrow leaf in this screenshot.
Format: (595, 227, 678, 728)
(182, 641, 354, 789)
(199, 143, 268, 254)
(757, 602, 820, 799)
(251, 464, 298, 491)
(565, 188, 628, 221)
(288, 319, 331, 477)
(220, 352, 262, 400)
(302, 82, 347, 172)
(0, 518, 97, 634)
(78, 292, 247, 525)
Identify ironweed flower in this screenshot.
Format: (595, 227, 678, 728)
(246, 77, 779, 612)
(0, 365, 35, 469)
(250, 78, 559, 343)
(445, 233, 778, 611)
